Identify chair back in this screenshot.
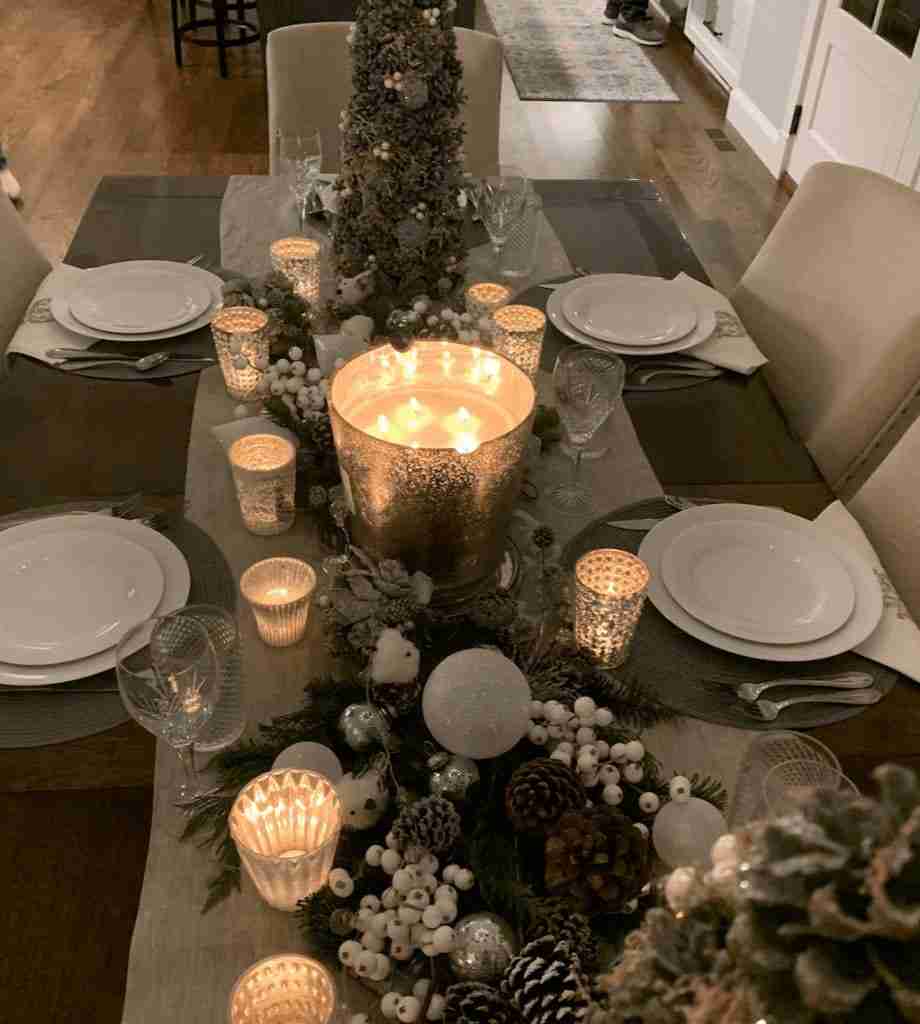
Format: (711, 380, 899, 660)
(731, 162, 920, 496)
(0, 198, 51, 356)
(266, 24, 502, 177)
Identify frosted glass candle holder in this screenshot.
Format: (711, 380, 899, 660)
(212, 307, 270, 401)
(228, 434, 297, 536)
(574, 548, 650, 667)
(228, 955, 336, 1024)
(240, 557, 316, 647)
(229, 769, 342, 912)
(271, 237, 322, 305)
(465, 282, 511, 322)
(492, 305, 546, 381)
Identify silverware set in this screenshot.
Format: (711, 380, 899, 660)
(47, 349, 216, 372)
(709, 671, 881, 721)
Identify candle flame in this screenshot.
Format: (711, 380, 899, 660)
(377, 414, 390, 433)
(457, 406, 471, 422)
(454, 433, 479, 454)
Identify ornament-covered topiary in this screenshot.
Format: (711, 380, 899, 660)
(502, 935, 590, 1024)
(506, 758, 586, 834)
(391, 794, 462, 856)
(445, 981, 521, 1024)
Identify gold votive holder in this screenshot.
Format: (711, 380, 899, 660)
(465, 282, 511, 322)
(228, 434, 297, 536)
(229, 955, 336, 1024)
(574, 548, 650, 667)
(240, 557, 316, 647)
(492, 304, 546, 381)
(271, 236, 322, 305)
(229, 769, 342, 912)
(211, 306, 270, 401)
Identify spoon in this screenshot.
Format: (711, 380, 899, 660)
(57, 353, 214, 372)
(736, 672, 873, 702)
(749, 688, 882, 722)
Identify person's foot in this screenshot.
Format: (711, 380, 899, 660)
(602, 1, 621, 24)
(612, 14, 666, 45)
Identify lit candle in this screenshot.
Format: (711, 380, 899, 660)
(211, 307, 270, 401)
(574, 549, 650, 668)
(240, 557, 317, 647)
(228, 769, 342, 912)
(270, 237, 322, 304)
(229, 955, 336, 1024)
(228, 435, 297, 536)
(492, 305, 546, 382)
(465, 282, 511, 321)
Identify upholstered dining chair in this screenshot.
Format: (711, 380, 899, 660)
(266, 24, 502, 177)
(731, 162, 920, 498)
(0, 198, 51, 356)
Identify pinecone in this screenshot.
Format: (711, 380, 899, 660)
(444, 982, 521, 1024)
(391, 795, 461, 856)
(378, 597, 416, 627)
(544, 807, 651, 912)
(524, 898, 598, 971)
(506, 759, 585, 834)
(502, 936, 589, 1024)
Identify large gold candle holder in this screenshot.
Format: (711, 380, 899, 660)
(492, 305, 546, 381)
(574, 548, 650, 667)
(228, 434, 297, 536)
(212, 307, 270, 401)
(270, 237, 322, 305)
(229, 769, 342, 912)
(329, 341, 536, 601)
(240, 557, 316, 647)
(465, 282, 511, 322)
(228, 955, 336, 1024)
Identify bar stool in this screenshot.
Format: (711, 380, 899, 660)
(171, 0, 260, 79)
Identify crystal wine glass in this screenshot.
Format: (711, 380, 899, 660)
(477, 165, 529, 270)
(275, 129, 323, 233)
(116, 614, 218, 804)
(549, 348, 626, 514)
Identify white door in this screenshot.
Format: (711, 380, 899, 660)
(788, 0, 920, 184)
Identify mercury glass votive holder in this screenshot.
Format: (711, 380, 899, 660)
(270, 236, 322, 305)
(492, 305, 546, 381)
(574, 548, 650, 667)
(212, 306, 270, 401)
(465, 282, 511, 322)
(228, 955, 337, 1024)
(229, 769, 342, 912)
(240, 557, 316, 647)
(228, 434, 297, 536)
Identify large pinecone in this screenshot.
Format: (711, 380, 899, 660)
(502, 936, 590, 1024)
(444, 982, 521, 1024)
(544, 807, 651, 912)
(506, 758, 586, 833)
(391, 795, 462, 857)
(524, 898, 598, 971)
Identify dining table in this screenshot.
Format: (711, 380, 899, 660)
(5, 174, 920, 1022)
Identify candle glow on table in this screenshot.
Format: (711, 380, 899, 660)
(492, 304, 546, 381)
(228, 434, 297, 536)
(329, 340, 535, 599)
(270, 236, 322, 304)
(240, 557, 316, 647)
(228, 769, 342, 912)
(465, 281, 511, 321)
(574, 548, 650, 667)
(228, 954, 336, 1024)
(211, 306, 270, 401)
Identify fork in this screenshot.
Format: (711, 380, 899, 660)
(749, 688, 882, 721)
(737, 672, 873, 702)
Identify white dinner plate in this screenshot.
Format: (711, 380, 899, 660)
(0, 516, 190, 686)
(0, 529, 164, 666)
(660, 519, 856, 644)
(547, 279, 717, 356)
(638, 504, 883, 662)
(561, 275, 698, 346)
(69, 262, 214, 333)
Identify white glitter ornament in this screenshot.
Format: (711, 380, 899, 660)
(329, 868, 354, 897)
(638, 791, 660, 814)
(624, 762, 645, 784)
(602, 783, 624, 806)
(625, 740, 645, 762)
(653, 797, 728, 869)
(669, 776, 692, 803)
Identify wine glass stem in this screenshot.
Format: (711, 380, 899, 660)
(297, 199, 308, 235)
(571, 445, 584, 490)
(174, 743, 200, 799)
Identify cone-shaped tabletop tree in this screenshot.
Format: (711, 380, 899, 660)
(333, 0, 468, 314)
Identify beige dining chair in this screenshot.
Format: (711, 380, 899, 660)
(731, 161, 920, 498)
(266, 24, 502, 177)
(0, 197, 51, 356)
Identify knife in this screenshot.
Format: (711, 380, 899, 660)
(47, 348, 215, 363)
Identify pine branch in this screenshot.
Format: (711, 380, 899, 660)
(687, 773, 728, 812)
(596, 672, 681, 730)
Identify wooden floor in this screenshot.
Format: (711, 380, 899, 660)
(0, 2, 795, 1022)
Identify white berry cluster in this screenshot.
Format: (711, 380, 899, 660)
(384, 71, 405, 93)
(408, 202, 427, 222)
(372, 141, 393, 162)
(420, 6, 441, 25)
(232, 345, 330, 422)
(402, 296, 476, 342)
(350, 978, 445, 1024)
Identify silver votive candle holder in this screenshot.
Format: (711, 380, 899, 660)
(211, 306, 270, 401)
(465, 281, 511, 322)
(228, 955, 336, 1024)
(492, 304, 546, 381)
(228, 434, 297, 536)
(229, 768, 342, 912)
(270, 236, 322, 305)
(240, 557, 316, 647)
(574, 548, 650, 667)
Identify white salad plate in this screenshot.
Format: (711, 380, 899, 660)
(0, 529, 164, 666)
(69, 262, 214, 333)
(561, 275, 698, 346)
(638, 504, 883, 662)
(660, 518, 856, 644)
(0, 516, 190, 686)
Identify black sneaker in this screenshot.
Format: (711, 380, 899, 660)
(602, 1, 621, 24)
(612, 13, 666, 45)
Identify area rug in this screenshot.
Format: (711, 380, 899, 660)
(482, 0, 680, 102)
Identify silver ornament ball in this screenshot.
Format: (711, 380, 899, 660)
(338, 703, 390, 751)
(447, 912, 518, 983)
(429, 754, 480, 802)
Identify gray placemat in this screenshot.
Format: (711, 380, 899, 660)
(563, 498, 898, 730)
(0, 517, 236, 749)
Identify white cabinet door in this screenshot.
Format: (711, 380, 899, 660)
(788, 0, 920, 184)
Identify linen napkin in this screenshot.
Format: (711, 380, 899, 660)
(815, 500, 920, 683)
(670, 273, 767, 375)
(210, 416, 299, 452)
(4, 264, 91, 368)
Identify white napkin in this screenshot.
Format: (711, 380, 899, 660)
(210, 416, 298, 452)
(815, 500, 920, 683)
(671, 273, 767, 375)
(5, 264, 91, 368)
